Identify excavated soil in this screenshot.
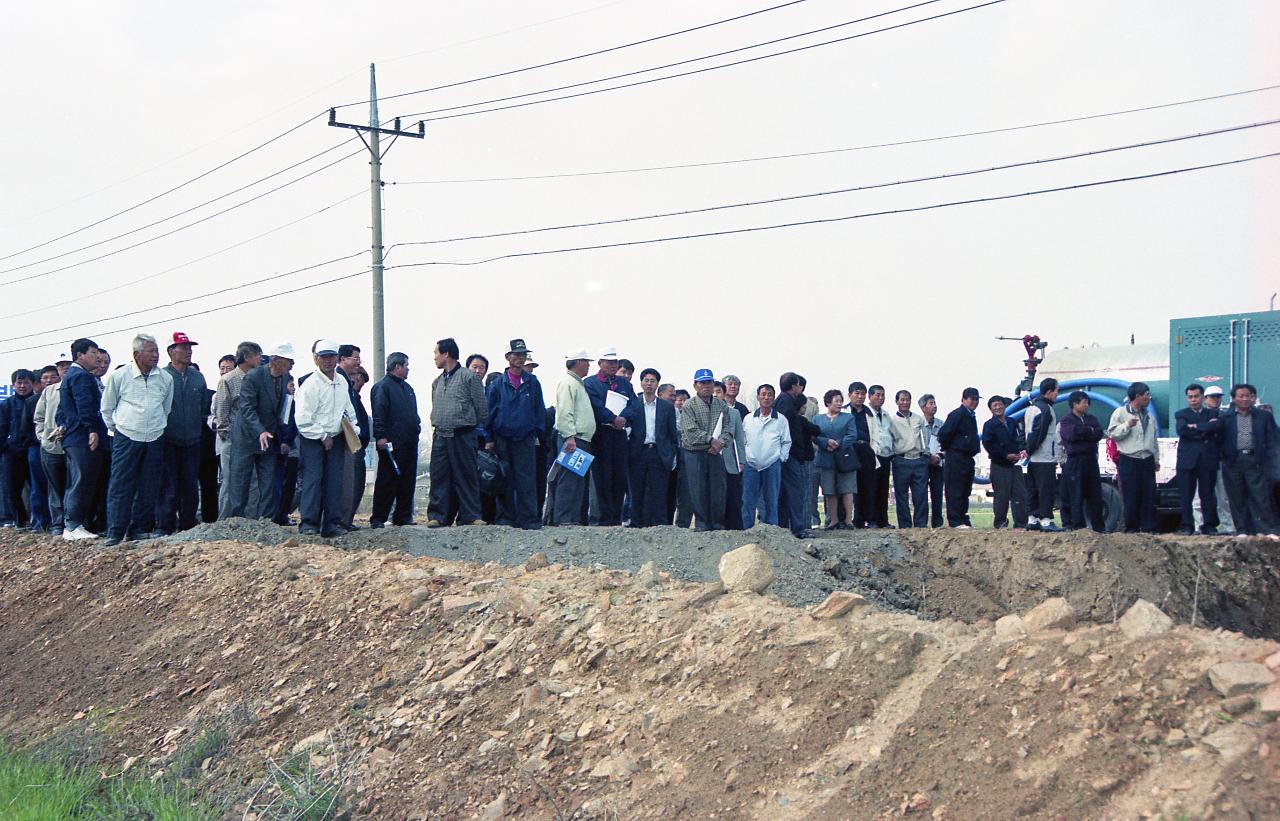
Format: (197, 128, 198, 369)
(2, 528, 1280, 819)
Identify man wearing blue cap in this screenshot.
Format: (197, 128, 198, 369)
(680, 369, 731, 530)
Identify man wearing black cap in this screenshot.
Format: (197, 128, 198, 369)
(938, 387, 982, 528)
(485, 340, 546, 530)
(981, 395, 1029, 529)
(157, 332, 208, 535)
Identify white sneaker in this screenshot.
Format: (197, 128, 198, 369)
(63, 526, 98, 542)
(955, 524, 972, 530)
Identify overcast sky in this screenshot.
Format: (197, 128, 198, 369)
(2, 0, 1277, 416)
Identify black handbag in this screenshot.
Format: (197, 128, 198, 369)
(477, 448, 506, 496)
(834, 447, 861, 473)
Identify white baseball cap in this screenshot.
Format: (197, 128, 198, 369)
(314, 339, 339, 356)
(598, 346, 619, 360)
(565, 348, 589, 361)
(269, 342, 297, 361)
(1204, 385, 1224, 397)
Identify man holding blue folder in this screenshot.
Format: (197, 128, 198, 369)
(549, 350, 596, 525)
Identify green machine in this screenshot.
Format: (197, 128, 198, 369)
(1169, 310, 1280, 419)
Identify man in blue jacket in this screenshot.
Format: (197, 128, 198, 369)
(981, 396, 1028, 529)
(583, 347, 635, 527)
(621, 368, 678, 528)
(938, 387, 982, 529)
(485, 340, 546, 530)
(1059, 391, 1106, 532)
(156, 332, 208, 535)
(56, 338, 108, 541)
(1, 369, 35, 529)
(1219, 383, 1279, 536)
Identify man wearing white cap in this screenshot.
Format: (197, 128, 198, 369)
(295, 340, 359, 537)
(549, 349, 596, 525)
(583, 346, 635, 526)
(223, 342, 293, 519)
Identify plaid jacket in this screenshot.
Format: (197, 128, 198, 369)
(430, 364, 487, 436)
(679, 394, 729, 452)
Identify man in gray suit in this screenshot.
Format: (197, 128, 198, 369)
(223, 343, 294, 519)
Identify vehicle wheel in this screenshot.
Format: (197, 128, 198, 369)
(1088, 482, 1123, 533)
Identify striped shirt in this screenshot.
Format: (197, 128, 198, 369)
(429, 364, 487, 435)
(679, 394, 729, 452)
(214, 367, 249, 440)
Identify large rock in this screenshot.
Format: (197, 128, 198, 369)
(1023, 597, 1076, 633)
(633, 561, 662, 589)
(994, 614, 1027, 642)
(718, 544, 775, 594)
(1209, 661, 1277, 697)
(810, 591, 868, 620)
(1117, 599, 1173, 641)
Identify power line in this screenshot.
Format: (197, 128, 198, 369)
(386, 151, 1279, 268)
(0, 267, 374, 357)
(0, 112, 328, 264)
(0, 190, 365, 322)
(334, 0, 814, 110)
(0, 250, 369, 346)
(402, 0, 999, 121)
(387, 118, 1280, 251)
(7, 150, 1273, 356)
(0, 148, 364, 287)
(389, 83, 1280, 185)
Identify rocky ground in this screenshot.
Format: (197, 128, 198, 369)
(2, 525, 1279, 819)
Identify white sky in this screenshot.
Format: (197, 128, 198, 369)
(2, 0, 1277, 417)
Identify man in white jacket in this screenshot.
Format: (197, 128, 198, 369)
(741, 384, 792, 528)
(295, 339, 359, 537)
(1106, 381, 1160, 533)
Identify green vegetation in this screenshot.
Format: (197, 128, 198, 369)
(0, 741, 220, 820)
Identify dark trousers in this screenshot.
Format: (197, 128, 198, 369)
(1117, 454, 1158, 532)
(4, 448, 30, 526)
(779, 458, 812, 536)
(684, 449, 726, 530)
(342, 447, 367, 527)
(927, 462, 945, 527)
(943, 453, 975, 527)
(428, 429, 481, 525)
(272, 456, 300, 524)
(106, 434, 163, 539)
(548, 437, 591, 525)
(723, 471, 743, 531)
(892, 456, 929, 528)
(1178, 462, 1219, 532)
(224, 441, 276, 519)
(1222, 452, 1280, 535)
(371, 440, 418, 526)
(1027, 462, 1058, 522)
(873, 455, 892, 527)
(157, 442, 201, 533)
(1063, 455, 1104, 532)
(627, 445, 669, 528)
(26, 446, 49, 528)
(534, 442, 548, 521)
(850, 446, 877, 527)
(198, 447, 219, 523)
(299, 437, 346, 533)
(0, 452, 10, 524)
(63, 445, 104, 533)
(40, 450, 67, 531)
(990, 461, 1029, 528)
(590, 428, 628, 526)
(91, 445, 110, 533)
(494, 435, 538, 528)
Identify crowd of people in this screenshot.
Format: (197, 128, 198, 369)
(2, 337, 1278, 542)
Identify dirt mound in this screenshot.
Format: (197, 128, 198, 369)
(894, 529, 1280, 638)
(2, 530, 1279, 819)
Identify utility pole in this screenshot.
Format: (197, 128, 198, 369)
(328, 64, 424, 380)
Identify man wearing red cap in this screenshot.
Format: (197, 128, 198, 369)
(156, 332, 208, 534)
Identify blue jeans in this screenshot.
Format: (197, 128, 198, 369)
(27, 446, 50, 528)
(742, 461, 782, 528)
(107, 433, 163, 539)
(780, 458, 812, 536)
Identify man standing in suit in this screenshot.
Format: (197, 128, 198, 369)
(938, 387, 982, 529)
(865, 385, 895, 529)
(223, 343, 294, 519)
(621, 368, 678, 528)
(1175, 383, 1223, 535)
(584, 347, 635, 527)
(370, 352, 421, 528)
(1219, 383, 1279, 537)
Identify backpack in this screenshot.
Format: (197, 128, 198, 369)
(477, 448, 506, 496)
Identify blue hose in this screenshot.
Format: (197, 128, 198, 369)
(1007, 377, 1160, 429)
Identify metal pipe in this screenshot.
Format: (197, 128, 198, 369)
(1229, 318, 1237, 388)
(1243, 317, 1250, 383)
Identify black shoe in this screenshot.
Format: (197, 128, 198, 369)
(1041, 523, 1064, 532)
(320, 528, 344, 539)
(792, 529, 812, 539)
(369, 521, 385, 529)
(299, 525, 319, 536)
(522, 523, 543, 531)
(1200, 526, 1218, 535)
(1177, 527, 1195, 536)
(102, 536, 123, 547)
(1026, 521, 1041, 531)
(343, 523, 361, 532)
